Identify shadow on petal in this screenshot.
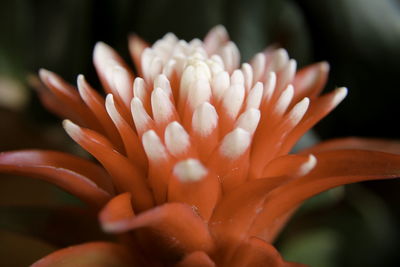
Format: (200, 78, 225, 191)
(175, 251, 216, 267)
(226, 237, 307, 267)
(32, 242, 137, 267)
(100, 202, 214, 262)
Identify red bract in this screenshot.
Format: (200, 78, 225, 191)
(1, 25, 400, 266)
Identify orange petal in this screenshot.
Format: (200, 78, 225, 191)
(251, 97, 310, 178)
(99, 192, 135, 232)
(278, 87, 347, 156)
(0, 150, 112, 207)
(39, 69, 103, 132)
(175, 251, 216, 267)
(249, 149, 400, 242)
(262, 154, 316, 178)
(32, 242, 138, 267)
(77, 75, 124, 152)
(226, 237, 307, 267)
(32, 79, 78, 122)
(292, 61, 329, 103)
(168, 159, 221, 221)
(128, 34, 149, 77)
(105, 94, 147, 173)
(208, 128, 251, 192)
(302, 137, 400, 155)
(141, 130, 173, 204)
(204, 25, 229, 55)
(209, 177, 290, 264)
(63, 120, 154, 211)
(99, 202, 215, 261)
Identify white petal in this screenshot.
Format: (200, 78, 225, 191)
(165, 121, 190, 156)
(173, 158, 208, 182)
(192, 102, 218, 137)
(220, 128, 251, 159)
(142, 130, 168, 161)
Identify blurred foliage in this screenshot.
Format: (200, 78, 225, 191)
(1, 0, 400, 266)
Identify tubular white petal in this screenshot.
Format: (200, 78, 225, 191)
(286, 97, 310, 126)
(165, 121, 190, 156)
(173, 158, 208, 182)
(151, 88, 174, 124)
(211, 71, 230, 103)
(297, 154, 317, 176)
(332, 87, 348, 106)
(141, 48, 154, 79)
(63, 119, 83, 141)
(131, 97, 152, 134)
(148, 57, 163, 81)
(133, 78, 147, 103)
(220, 128, 251, 159)
(235, 108, 261, 135)
(162, 59, 176, 79)
(142, 130, 168, 161)
(192, 102, 218, 137)
(275, 85, 294, 117)
(93, 42, 118, 67)
(154, 74, 172, 97)
(278, 59, 297, 90)
(268, 48, 289, 72)
(231, 69, 244, 85)
(222, 84, 245, 119)
(220, 41, 240, 73)
(163, 32, 178, 45)
(180, 65, 195, 96)
(263, 72, 276, 101)
(204, 25, 229, 54)
(245, 82, 263, 110)
(188, 79, 212, 110)
(77, 74, 88, 98)
(105, 94, 122, 124)
(241, 63, 253, 91)
(207, 58, 224, 76)
(251, 53, 265, 83)
(210, 54, 225, 69)
(112, 66, 132, 107)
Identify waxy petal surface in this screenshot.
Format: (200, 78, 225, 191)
(32, 242, 137, 267)
(249, 149, 400, 242)
(0, 150, 112, 207)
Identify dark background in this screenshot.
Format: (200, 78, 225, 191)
(1, 0, 400, 266)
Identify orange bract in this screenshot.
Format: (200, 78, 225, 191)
(1, 25, 400, 267)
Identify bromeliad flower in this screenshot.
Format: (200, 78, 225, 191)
(1, 25, 400, 266)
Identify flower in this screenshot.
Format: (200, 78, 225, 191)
(1, 25, 400, 266)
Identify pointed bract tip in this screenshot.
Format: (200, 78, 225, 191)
(62, 119, 82, 140)
(319, 61, 330, 72)
(287, 97, 310, 126)
(93, 41, 114, 61)
(77, 74, 85, 83)
(173, 158, 208, 182)
(105, 93, 115, 104)
(94, 41, 109, 51)
(38, 68, 56, 84)
(334, 87, 348, 105)
(38, 68, 51, 78)
(298, 154, 317, 176)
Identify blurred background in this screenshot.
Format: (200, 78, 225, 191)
(1, 0, 400, 266)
